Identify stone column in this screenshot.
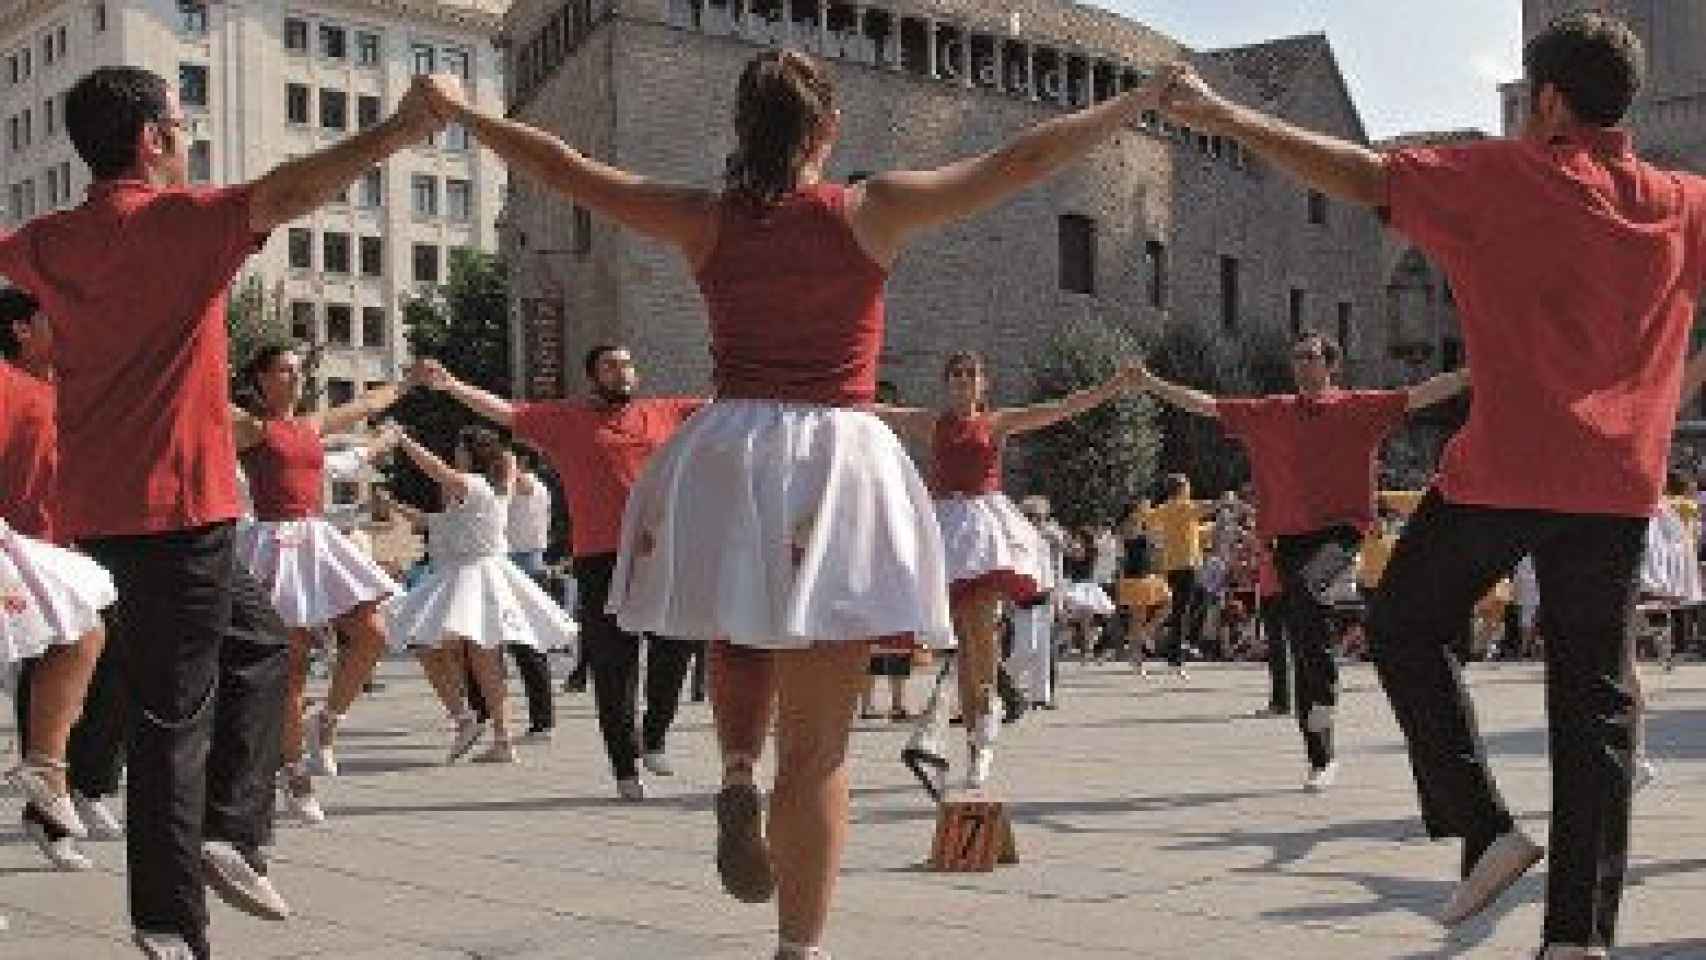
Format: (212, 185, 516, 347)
(925, 16, 937, 78)
(959, 26, 971, 88)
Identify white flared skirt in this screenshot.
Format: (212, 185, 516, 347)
(935, 493, 1048, 604)
(0, 521, 115, 666)
(236, 517, 398, 628)
(609, 400, 954, 650)
(389, 555, 578, 653)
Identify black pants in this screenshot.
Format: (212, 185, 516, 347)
(82, 522, 288, 956)
(1272, 528, 1359, 770)
(1161, 569, 1204, 666)
(1366, 491, 1644, 949)
(576, 553, 698, 781)
(1258, 594, 1290, 713)
(465, 644, 555, 733)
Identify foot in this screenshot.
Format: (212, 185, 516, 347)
(279, 770, 326, 826)
(642, 750, 675, 777)
(1249, 705, 1290, 718)
(473, 739, 518, 764)
(73, 792, 124, 839)
(1537, 947, 1610, 959)
(200, 840, 292, 921)
(445, 717, 487, 764)
(774, 945, 832, 960)
(966, 744, 994, 790)
(900, 722, 949, 802)
(1634, 756, 1659, 793)
(858, 708, 882, 720)
(1303, 761, 1339, 793)
(515, 727, 554, 745)
(23, 811, 94, 871)
(133, 930, 197, 960)
(615, 777, 645, 801)
(304, 710, 339, 777)
(1175, 666, 1191, 681)
(562, 675, 587, 694)
(6, 761, 86, 839)
(715, 783, 775, 903)
(1441, 829, 1545, 927)
(890, 708, 913, 723)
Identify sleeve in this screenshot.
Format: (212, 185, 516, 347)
(1215, 397, 1272, 441)
(0, 226, 41, 292)
(173, 186, 270, 284)
(674, 397, 709, 424)
(512, 402, 574, 453)
(1356, 390, 1411, 435)
(1683, 171, 1706, 290)
(1383, 143, 1502, 259)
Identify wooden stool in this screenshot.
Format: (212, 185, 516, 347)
(928, 798, 1018, 872)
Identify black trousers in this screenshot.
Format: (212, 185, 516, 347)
(466, 644, 556, 733)
(1258, 594, 1290, 713)
(82, 522, 288, 956)
(1366, 491, 1644, 949)
(576, 553, 698, 781)
(1161, 569, 1204, 666)
(1272, 527, 1360, 770)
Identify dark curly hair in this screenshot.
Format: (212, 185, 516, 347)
(66, 66, 173, 180)
(725, 50, 836, 206)
(1523, 12, 1645, 127)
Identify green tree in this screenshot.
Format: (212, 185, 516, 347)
(225, 273, 321, 410)
(1024, 316, 1161, 529)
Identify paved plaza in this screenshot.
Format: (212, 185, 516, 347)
(1, 658, 1702, 959)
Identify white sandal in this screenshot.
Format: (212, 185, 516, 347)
(7, 756, 87, 839)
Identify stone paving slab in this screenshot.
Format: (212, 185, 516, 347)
(1, 658, 1702, 958)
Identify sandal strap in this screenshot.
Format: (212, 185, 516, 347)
(21, 755, 70, 772)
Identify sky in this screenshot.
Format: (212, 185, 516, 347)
(1091, 1, 1524, 139)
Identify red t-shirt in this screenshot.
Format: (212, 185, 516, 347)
(1386, 131, 1706, 517)
(512, 397, 705, 557)
(1218, 390, 1408, 539)
(240, 418, 326, 521)
(0, 180, 264, 540)
(931, 412, 1002, 497)
(0, 360, 57, 540)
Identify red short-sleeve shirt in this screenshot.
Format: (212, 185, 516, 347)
(1218, 390, 1408, 539)
(512, 397, 705, 557)
(0, 360, 57, 540)
(0, 180, 265, 540)
(1385, 131, 1706, 517)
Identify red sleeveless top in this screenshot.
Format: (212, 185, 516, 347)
(696, 184, 887, 407)
(931, 413, 1002, 497)
(241, 418, 325, 521)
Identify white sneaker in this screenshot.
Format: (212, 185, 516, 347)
(1634, 757, 1659, 793)
(278, 772, 326, 826)
(73, 793, 124, 839)
(472, 740, 518, 764)
(1303, 761, 1339, 793)
(616, 777, 645, 801)
(515, 728, 554, 745)
(1175, 666, 1191, 681)
(303, 710, 339, 777)
(24, 815, 94, 871)
(641, 750, 675, 777)
(445, 717, 487, 764)
(200, 840, 291, 921)
(1441, 829, 1545, 927)
(1538, 947, 1609, 959)
(133, 931, 197, 959)
(966, 744, 994, 790)
(6, 763, 86, 839)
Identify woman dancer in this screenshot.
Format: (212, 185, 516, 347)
(231, 344, 407, 823)
(387, 427, 577, 764)
(420, 52, 1167, 960)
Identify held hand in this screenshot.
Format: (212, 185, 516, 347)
(1155, 62, 1223, 122)
(412, 74, 469, 123)
(408, 358, 451, 391)
(1114, 362, 1145, 391)
(395, 79, 452, 138)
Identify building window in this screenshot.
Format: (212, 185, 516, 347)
(410, 174, 437, 217)
(319, 90, 347, 130)
(179, 63, 208, 108)
(1058, 214, 1095, 295)
(56, 26, 65, 57)
(42, 35, 53, 66)
(326, 376, 355, 407)
(445, 178, 471, 222)
(21, 48, 29, 80)
(359, 235, 383, 276)
(319, 24, 346, 60)
(1220, 255, 1240, 331)
(411, 43, 435, 75)
(8, 183, 21, 222)
(42, 97, 53, 136)
(412, 243, 439, 283)
(1308, 189, 1328, 226)
(289, 300, 314, 341)
(45, 166, 57, 205)
(57, 161, 68, 200)
(357, 94, 380, 130)
(442, 46, 470, 79)
(572, 205, 591, 257)
(361, 306, 385, 347)
(94, 3, 107, 33)
(356, 31, 380, 66)
(21, 109, 30, 147)
(358, 167, 382, 208)
(286, 83, 309, 124)
(178, 1, 207, 35)
(285, 17, 307, 53)
(288, 227, 312, 269)
(1144, 239, 1166, 309)
(443, 122, 469, 151)
(1289, 287, 1306, 336)
(188, 139, 211, 182)
(323, 231, 351, 274)
(325, 304, 352, 344)
(1337, 302, 1353, 362)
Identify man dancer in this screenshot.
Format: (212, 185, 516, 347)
(1154, 13, 1701, 957)
(0, 67, 448, 958)
(421, 347, 703, 800)
(1140, 333, 1468, 790)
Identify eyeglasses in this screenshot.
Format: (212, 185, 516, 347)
(1292, 351, 1326, 362)
(155, 115, 205, 140)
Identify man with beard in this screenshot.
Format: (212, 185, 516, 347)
(419, 348, 704, 800)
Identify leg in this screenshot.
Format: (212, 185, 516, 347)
(1531, 517, 1646, 949)
(415, 645, 468, 716)
(1278, 579, 1338, 771)
(952, 586, 1000, 733)
(21, 629, 107, 793)
(1261, 598, 1290, 714)
(204, 564, 288, 856)
(578, 554, 644, 783)
(321, 603, 388, 726)
(640, 634, 697, 755)
(466, 644, 511, 741)
(711, 635, 776, 784)
(277, 629, 315, 769)
(464, 646, 490, 722)
(770, 640, 868, 951)
(507, 643, 555, 733)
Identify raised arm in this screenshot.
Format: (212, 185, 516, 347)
(248, 77, 446, 234)
(1154, 63, 1388, 208)
(1137, 365, 1220, 420)
(869, 405, 937, 446)
(848, 76, 1167, 264)
(1405, 367, 1471, 412)
(230, 403, 266, 451)
(990, 365, 1140, 437)
(414, 359, 516, 428)
(394, 431, 468, 501)
(375, 488, 427, 530)
(313, 382, 408, 436)
(1684, 350, 1706, 405)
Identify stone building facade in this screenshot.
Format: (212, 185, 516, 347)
(496, 0, 1403, 415)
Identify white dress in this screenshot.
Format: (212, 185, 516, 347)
(1639, 503, 1704, 603)
(609, 400, 954, 650)
(934, 495, 1049, 602)
(0, 519, 116, 666)
(388, 475, 578, 653)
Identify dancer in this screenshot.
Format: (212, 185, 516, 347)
(0, 288, 117, 869)
(418, 350, 703, 799)
(1147, 474, 1207, 679)
(0, 65, 448, 957)
(1116, 499, 1172, 676)
(418, 49, 1169, 959)
(1153, 13, 1698, 955)
(1139, 334, 1469, 790)
(231, 343, 408, 824)
(387, 427, 578, 764)
(880, 353, 1136, 794)
(1008, 496, 1064, 709)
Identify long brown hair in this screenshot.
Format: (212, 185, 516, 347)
(725, 50, 836, 206)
